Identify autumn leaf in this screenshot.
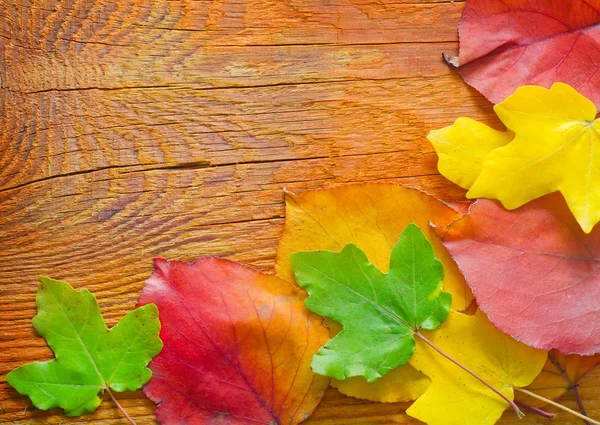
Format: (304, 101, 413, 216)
(408, 310, 546, 425)
(291, 223, 452, 382)
(327, 363, 430, 403)
(427, 117, 512, 189)
(429, 83, 600, 233)
(275, 183, 471, 402)
(517, 350, 600, 416)
(138, 257, 329, 425)
(469, 84, 600, 233)
(434, 193, 600, 354)
(447, 0, 600, 108)
(291, 224, 546, 425)
(6, 277, 162, 419)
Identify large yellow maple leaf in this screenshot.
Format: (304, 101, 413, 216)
(428, 83, 600, 233)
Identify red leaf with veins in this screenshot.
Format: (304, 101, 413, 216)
(434, 193, 600, 354)
(138, 258, 329, 425)
(449, 0, 600, 107)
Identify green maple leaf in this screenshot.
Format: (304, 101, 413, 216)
(290, 223, 451, 382)
(7, 277, 162, 417)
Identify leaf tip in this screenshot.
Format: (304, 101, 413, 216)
(152, 258, 168, 267)
(38, 276, 56, 291)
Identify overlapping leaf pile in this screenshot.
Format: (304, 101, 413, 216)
(428, 83, 600, 354)
(277, 184, 548, 425)
(429, 83, 600, 233)
(422, 0, 600, 419)
(11, 183, 600, 425)
(276, 184, 471, 403)
(7, 1, 600, 425)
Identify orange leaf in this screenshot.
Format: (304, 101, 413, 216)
(517, 350, 600, 409)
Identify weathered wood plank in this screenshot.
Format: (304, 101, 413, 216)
(0, 76, 495, 191)
(1, 0, 599, 424)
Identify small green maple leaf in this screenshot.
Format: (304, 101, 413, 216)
(290, 223, 451, 382)
(7, 277, 162, 417)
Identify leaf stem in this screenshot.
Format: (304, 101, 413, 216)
(572, 385, 592, 425)
(415, 331, 524, 418)
(515, 400, 555, 419)
(106, 387, 138, 425)
(515, 388, 600, 425)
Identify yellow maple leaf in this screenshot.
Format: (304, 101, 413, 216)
(407, 310, 547, 425)
(330, 358, 430, 403)
(275, 183, 471, 403)
(428, 83, 600, 233)
(427, 117, 512, 189)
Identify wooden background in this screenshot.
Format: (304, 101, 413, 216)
(1, 0, 599, 424)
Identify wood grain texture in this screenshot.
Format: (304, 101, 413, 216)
(1, 0, 598, 424)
